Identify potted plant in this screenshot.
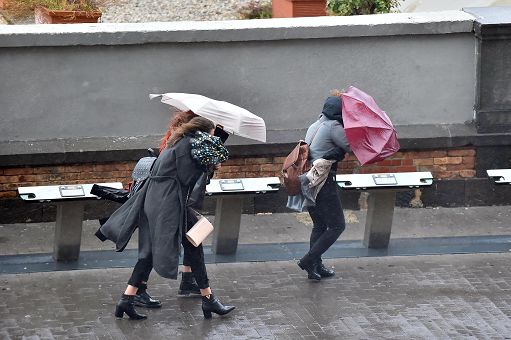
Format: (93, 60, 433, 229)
(6, 0, 103, 24)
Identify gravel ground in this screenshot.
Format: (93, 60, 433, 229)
(100, 0, 253, 23)
(0, 0, 267, 24)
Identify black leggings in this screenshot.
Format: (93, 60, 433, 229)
(128, 225, 209, 289)
(302, 175, 346, 265)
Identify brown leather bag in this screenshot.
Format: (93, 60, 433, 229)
(281, 141, 310, 196)
(281, 123, 324, 196)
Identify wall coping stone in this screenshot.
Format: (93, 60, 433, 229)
(463, 7, 511, 39)
(2, 123, 511, 167)
(0, 11, 475, 48)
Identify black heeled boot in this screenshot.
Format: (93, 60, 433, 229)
(115, 294, 147, 320)
(134, 284, 162, 308)
(298, 259, 321, 281)
(201, 294, 235, 319)
(178, 272, 201, 296)
(316, 262, 335, 278)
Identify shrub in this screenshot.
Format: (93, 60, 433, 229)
(327, 0, 400, 16)
(237, 0, 272, 19)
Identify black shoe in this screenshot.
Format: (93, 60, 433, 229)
(298, 260, 321, 281)
(135, 284, 162, 308)
(316, 262, 335, 278)
(201, 294, 235, 319)
(115, 294, 147, 320)
(178, 272, 201, 296)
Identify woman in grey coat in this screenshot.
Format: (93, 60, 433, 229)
(98, 116, 235, 320)
(297, 93, 351, 280)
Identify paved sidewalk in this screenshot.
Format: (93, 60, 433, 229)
(2, 253, 511, 339)
(2, 205, 511, 338)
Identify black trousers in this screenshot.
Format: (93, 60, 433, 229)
(302, 174, 346, 265)
(128, 225, 209, 290)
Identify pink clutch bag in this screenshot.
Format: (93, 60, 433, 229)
(186, 215, 214, 247)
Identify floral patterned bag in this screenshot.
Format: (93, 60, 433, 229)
(190, 131, 229, 166)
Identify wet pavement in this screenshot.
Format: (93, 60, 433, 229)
(2, 205, 511, 339)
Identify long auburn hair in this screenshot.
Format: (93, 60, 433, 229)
(167, 116, 215, 147)
(159, 110, 198, 152)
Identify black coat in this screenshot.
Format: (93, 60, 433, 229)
(99, 135, 206, 279)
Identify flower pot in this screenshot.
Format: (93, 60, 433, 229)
(0, 0, 11, 10)
(272, 0, 326, 18)
(35, 5, 101, 24)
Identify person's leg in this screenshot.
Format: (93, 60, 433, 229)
(115, 259, 149, 320)
(182, 231, 235, 318)
(179, 251, 201, 296)
(133, 256, 162, 308)
(299, 176, 345, 278)
(132, 224, 162, 307)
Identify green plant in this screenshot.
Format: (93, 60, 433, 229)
(237, 0, 272, 20)
(327, 0, 400, 16)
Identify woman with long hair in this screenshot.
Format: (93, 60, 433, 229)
(98, 116, 235, 320)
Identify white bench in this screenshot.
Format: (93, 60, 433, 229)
(336, 172, 434, 248)
(205, 177, 280, 254)
(487, 169, 511, 184)
(17, 182, 123, 261)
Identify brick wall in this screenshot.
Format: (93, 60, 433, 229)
(0, 147, 477, 200)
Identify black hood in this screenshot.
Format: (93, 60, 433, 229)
(321, 96, 343, 124)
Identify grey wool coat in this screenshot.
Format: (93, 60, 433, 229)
(98, 134, 206, 279)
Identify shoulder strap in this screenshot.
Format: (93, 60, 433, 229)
(309, 122, 325, 147)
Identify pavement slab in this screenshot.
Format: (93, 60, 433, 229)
(2, 253, 511, 339)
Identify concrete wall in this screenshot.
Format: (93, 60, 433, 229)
(0, 11, 476, 143)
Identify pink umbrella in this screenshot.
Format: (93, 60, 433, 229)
(341, 86, 400, 165)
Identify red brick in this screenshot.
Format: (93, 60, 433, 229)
(246, 157, 274, 165)
(0, 191, 17, 198)
(460, 170, 476, 178)
(261, 164, 282, 172)
(224, 158, 246, 166)
(401, 159, 414, 166)
(447, 149, 476, 157)
(406, 151, 447, 159)
(394, 166, 417, 173)
(446, 164, 471, 171)
(0, 176, 20, 183)
(0, 183, 21, 191)
(434, 157, 450, 165)
(437, 171, 458, 179)
(34, 166, 61, 174)
(4, 168, 34, 175)
(414, 159, 434, 166)
(462, 156, 475, 167)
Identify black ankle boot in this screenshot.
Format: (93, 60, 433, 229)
(115, 294, 147, 320)
(178, 272, 201, 296)
(201, 294, 235, 319)
(134, 284, 162, 308)
(298, 259, 321, 281)
(316, 262, 335, 278)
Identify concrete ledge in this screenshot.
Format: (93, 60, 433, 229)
(0, 11, 475, 47)
(3, 123, 511, 167)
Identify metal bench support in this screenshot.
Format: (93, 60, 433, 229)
(364, 190, 396, 248)
(54, 201, 85, 261)
(211, 197, 243, 254)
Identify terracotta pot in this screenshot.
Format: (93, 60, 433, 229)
(272, 0, 326, 18)
(0, 0, 11, 10)
(34, 5, 101, 24)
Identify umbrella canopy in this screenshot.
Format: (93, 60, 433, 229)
(150, 93, 266, 143)
(341, 86, 400, 165)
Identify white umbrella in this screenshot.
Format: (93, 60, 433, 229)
(150, 93, 267, 143)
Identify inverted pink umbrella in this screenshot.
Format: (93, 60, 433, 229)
(341, 86, 400, 165)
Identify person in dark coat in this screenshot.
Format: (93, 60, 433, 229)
(97, 116, 235, 320)
(297, 90, 351, 280)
